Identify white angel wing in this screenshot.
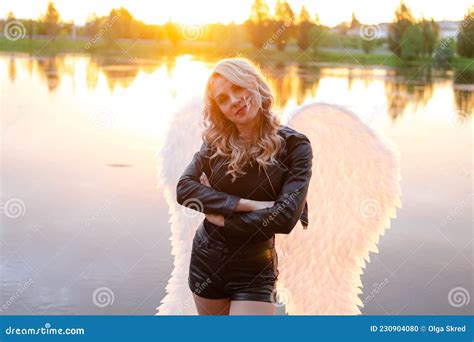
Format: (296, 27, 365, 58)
(155, 97, 204, 315)
(155, 98, 401, 316)
(274, 102, 402, 315)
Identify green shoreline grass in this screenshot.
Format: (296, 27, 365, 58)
(1, 37, 473, 71)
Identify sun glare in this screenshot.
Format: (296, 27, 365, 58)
(0, 0, 471, 26)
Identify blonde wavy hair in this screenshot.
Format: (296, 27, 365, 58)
(202, 58, 285, 183)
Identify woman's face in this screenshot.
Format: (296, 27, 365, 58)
(210, 75, 260, 126)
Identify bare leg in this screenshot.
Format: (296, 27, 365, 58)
(192, 293, 231, 315)
(229, 300, 276, 315)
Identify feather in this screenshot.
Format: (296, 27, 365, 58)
(155, 99, 401, 315)
(155, 96, 205, 315)
(274, 102, 401, 315)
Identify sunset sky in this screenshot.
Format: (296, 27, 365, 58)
(1, 0, 472, 27)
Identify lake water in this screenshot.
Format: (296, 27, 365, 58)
(0, 53, 472, 315)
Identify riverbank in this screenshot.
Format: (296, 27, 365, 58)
(1, 37, 473, 71)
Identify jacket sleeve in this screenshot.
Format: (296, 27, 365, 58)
(176, 141, 241, 216)
(223, 134, 313, 239)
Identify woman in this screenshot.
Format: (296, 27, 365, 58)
(176, 58, 313, 315)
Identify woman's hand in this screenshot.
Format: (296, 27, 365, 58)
(200, 172, 211, 187)
(237, 198, 275, 211)
(252, 200, 275, 210)
(204, 213, 225, 227)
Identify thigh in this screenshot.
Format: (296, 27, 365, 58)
(229, 300, 276, 315)
(193, 293, 231, 315)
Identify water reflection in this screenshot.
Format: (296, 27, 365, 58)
(0, 53, 472, 315)
(454, 89, 474, 117)
(37, 57, 62, 91)
(383, 68, 435, 121)
(2, 54, 472, 121)
(453, 70, 474, 116)
(265, 63, 321, 108)
(8, 58, 16, 83)
(99, 58, 141, 91)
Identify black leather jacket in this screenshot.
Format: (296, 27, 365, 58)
(176, 125, 313, 242)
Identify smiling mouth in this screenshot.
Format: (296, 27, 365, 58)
(236, 104, 247, 116)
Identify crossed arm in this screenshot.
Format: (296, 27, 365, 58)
(176, 141, 274, 217)
(176, 135, 313, 239)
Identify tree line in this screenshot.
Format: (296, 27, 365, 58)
(388, 2, 474, 63)
(1, 0, 473, 60)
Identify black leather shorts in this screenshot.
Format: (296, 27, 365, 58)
(188, 221, 279, 303)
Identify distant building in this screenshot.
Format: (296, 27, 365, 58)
(340, 23, 389, 39)
(438, 21, 460, 40)
(332, 20, 461, 41)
